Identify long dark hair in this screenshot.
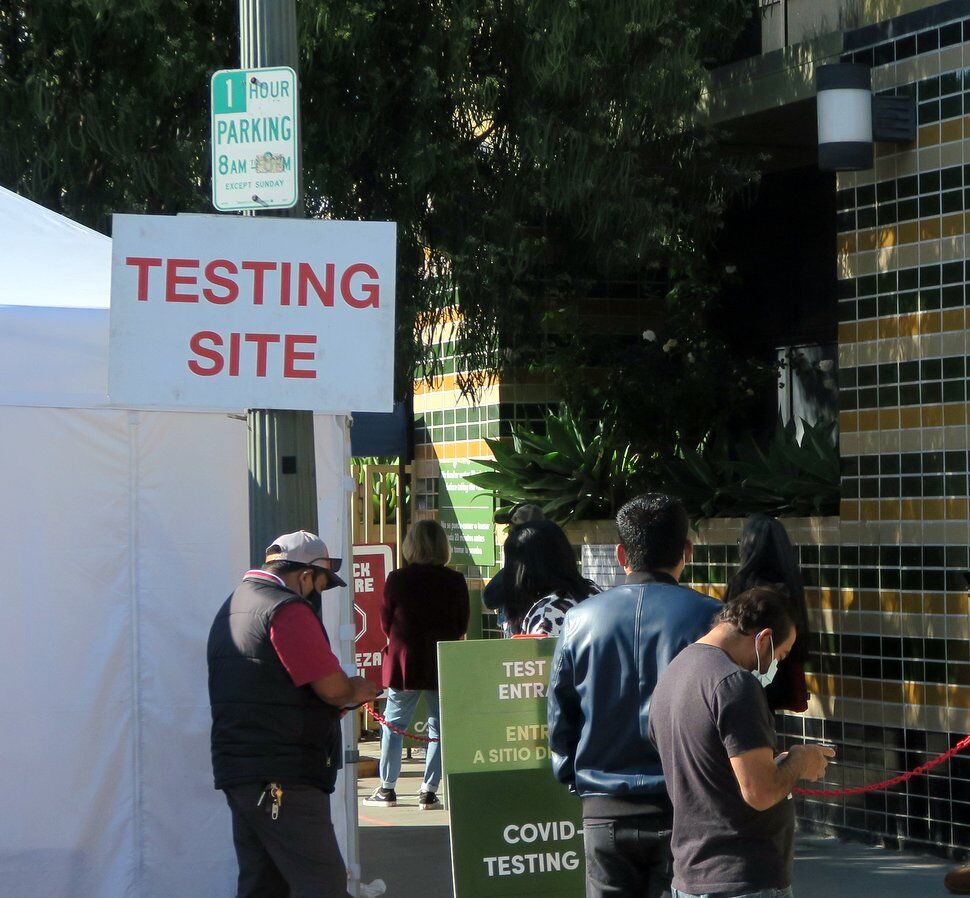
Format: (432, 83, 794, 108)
(502, 520, 596, 634)
(725, 514, 809, 659)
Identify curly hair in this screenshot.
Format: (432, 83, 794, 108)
(719, 586, 795, 643)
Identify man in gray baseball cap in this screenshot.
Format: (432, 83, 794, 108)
(208, 529, 379, 897)
(264, 529, 348, 589)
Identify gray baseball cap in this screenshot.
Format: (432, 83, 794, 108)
(265, 530, 347, 588)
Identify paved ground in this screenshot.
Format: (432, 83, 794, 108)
(358, 758, 959, 897)
(792, 834, 955, 898)
(358, 754, 452, 897)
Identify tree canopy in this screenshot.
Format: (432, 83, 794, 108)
(0, 2, 235, 225)
(0, 1, 760, 413)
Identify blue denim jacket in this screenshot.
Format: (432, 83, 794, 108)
(547, 573, 721, 809)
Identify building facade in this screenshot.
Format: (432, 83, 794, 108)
(701, 0, 970, 858)
(411, 0, 970, 857)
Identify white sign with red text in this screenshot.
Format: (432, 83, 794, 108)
(108, 214, 396, 412)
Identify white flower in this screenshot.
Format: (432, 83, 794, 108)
(662, 338, 678, 353)
(687, 352, 695, 364)
(746, 388, 755, 396)
(642, 329, 657, 342)
(818, 359, 835, 373)
(725, 264, 737, 274)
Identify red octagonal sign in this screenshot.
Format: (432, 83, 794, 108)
(353, 603, 367, 643)
(352, 544, 394, 686)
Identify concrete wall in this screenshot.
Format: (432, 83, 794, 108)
(760, 0, 945, 53)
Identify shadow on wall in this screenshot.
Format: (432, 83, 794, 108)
(709, 0, 931, 125)
(765, 0, 911, 50)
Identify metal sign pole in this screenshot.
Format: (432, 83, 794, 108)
(237, 6, 362, 896)
(238, 0, 317, 562)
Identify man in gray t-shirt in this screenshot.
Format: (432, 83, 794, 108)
(648, 587, 834, 898)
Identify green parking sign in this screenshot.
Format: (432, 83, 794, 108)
(209, 66, 298, 211)
(212, 71, 248, 115)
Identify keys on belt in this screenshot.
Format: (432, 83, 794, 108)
(257, 782, 284, 820)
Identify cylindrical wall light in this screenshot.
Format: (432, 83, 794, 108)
(816, 64, 873, 171)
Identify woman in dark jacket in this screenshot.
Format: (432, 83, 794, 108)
(725, 513, 811, 712)
(363, 519, 469, 811)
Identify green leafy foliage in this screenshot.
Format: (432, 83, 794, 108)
(544, 253, 782, 462)
(465, 404, 645, 524)
(302, 0, 758, 394)
(468, 407, 839, 524)
(655, 432, 733, 521)
(0, 0, 757, 400)
(0, 3, 235, 230)
(662, 418, 840, 521)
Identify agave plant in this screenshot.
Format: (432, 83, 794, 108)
(661, 417, 840, 521)
(660, 434, 740, 522)
(465, 404, 645, 524)
(724, 418, 840, 517)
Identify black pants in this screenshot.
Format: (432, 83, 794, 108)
(583, 814, 673, 898)
(224, 783, 349, 898)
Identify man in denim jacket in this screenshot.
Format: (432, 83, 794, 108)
(548, 494, 721, 898)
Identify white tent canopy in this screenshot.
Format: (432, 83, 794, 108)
(0, 188, 359, 896)
(1, 185, 112, 309)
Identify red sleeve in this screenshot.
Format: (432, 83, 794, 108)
(269, 602, 344, 687)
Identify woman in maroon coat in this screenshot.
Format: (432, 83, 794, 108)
(363, 519, 469, 810)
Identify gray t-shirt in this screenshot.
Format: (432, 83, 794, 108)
(648, 643, 795, 894)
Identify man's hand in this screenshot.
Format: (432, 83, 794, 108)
(731, 742, 836, 811)
(310, 672, 379, 708)
(789, 743, 836, 782)
(348, 676, 381, 706)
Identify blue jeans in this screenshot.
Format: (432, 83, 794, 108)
(672, 888, 793, 898)
(377, 688, 441, 791)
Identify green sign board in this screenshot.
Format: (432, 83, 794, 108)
(438, 461, 495, 567)
(439, 639, 584, 897)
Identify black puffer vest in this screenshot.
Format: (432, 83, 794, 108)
(207, 575, 342, 792)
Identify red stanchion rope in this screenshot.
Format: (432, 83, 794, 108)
(362, 704, 968, 782)
(363, 703, 440, 744)
(792, 733, 970, 796)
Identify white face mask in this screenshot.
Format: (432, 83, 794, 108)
(752, 632, 778, 688)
